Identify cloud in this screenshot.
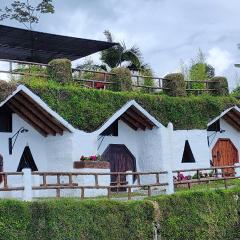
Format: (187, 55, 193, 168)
(1, 0, 240, 87)
(206, 47, 233, 75)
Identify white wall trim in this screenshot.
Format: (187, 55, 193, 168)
(94, 100, 163, 135)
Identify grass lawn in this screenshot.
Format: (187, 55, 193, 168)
(175, 178, 240, 192)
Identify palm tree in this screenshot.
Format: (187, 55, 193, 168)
(100, 30, 143, 70)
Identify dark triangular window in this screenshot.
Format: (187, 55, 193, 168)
(182, 140, 196, 163)
(17, 146, 38, 172)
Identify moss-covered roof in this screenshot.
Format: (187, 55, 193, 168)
(0, 79, 239, 132)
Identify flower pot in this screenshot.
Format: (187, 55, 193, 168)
(73, 161, 110, 169)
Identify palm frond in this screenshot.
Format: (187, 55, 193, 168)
(103, 30, 113, 43)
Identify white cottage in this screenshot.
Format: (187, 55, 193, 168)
(0, 84, 219, 194)
(207, 106, 240, 174)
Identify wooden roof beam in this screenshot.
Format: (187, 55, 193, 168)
(122, 113, 146, 130)
(120, 117, 138, 131)
(9, 100, 56, 136)
(18, 91, 69, 132)
(7, 103, 48, 137)
(223, 115, 240, 131)
(125, 109, 153, 129)
(130, 106, 156, 127)
(13, 95, 63, 135)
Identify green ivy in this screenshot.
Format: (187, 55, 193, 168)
(19, 79, 238, 132)
(150, 189, 239, 240)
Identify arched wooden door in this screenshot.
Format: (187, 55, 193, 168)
(102, 144, 136, 191)
(212, 139, 238, 176)
(0, 154, 3, 184)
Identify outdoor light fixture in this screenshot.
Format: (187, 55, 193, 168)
(9, 127, 29, 155)
(207, 128, 226, 146)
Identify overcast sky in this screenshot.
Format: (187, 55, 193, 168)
(1, 0, 240, 90)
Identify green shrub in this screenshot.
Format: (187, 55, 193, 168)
(0, 200, 29, 240)
(0, 80, 17, 101)
(48, 59, 72, 83)
(150, 190, 239, 240)
(163, 73, 187, 96)
(0, 199, 154, 240)
(209, 76, 229, 96)
(13, 79, 238, 132)
(109, 67, 132, 91)
(1, 190, 240, 239)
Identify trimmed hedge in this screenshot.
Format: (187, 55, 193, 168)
(0, 79, 239, 132)
(48, 59, 72, 83)
(1, 189, 240, 239)
(209, 76, 229, 96)
(0, 199, 154, 240)
(150, 190, 239, 240)
(109, 67, 132, 91)
(163, 73, 186, 97)
(18, 79, 238, 132)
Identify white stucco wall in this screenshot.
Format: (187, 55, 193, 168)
(208, 118, 240, 161)
(97, 120, 139, 168)
(171, 129, 210, 171)
(0, 114, 47, 172)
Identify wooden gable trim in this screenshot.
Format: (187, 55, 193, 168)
(124, 109, 153, 129)
(7, 102, 48, 137)
(129, 106, 155, 128)
(121, 117, 138, 131)
(18, 91, 69, 132)
(121, 113, 146, 130)
(223, 115, 240, 131)
(13, 94, 63, 135)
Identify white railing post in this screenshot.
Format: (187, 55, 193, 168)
(126, 171, 133, 185)
(22, 168, 32, 201)
(165, 167, 174, 195)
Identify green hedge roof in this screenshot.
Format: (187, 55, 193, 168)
(0, 79, 239, 132)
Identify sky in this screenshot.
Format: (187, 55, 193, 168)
(0, 0, 240, 90)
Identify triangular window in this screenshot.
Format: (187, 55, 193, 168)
(17, 146, 38, 172)
(181, 140, 196, 163)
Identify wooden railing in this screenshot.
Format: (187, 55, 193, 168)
(173, 165, 240, 190)
(31, 171, 169, 200)
(0, 172, 24, 192)
(0, 59, 219, 94)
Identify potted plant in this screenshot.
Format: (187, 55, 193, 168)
(73, 155, 110, 169)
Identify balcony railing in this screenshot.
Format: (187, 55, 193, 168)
(0, 58, 219, 94)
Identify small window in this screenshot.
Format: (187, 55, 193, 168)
(101, 120, 118, 136)
(0, 107, 12, 132)
(17, 146, 38, 172)
(182, 140, 196, 163)
(207, 120, 220, 132)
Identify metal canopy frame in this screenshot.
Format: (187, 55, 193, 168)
(0, 25, 117, 63)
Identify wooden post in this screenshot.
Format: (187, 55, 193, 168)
(81, 187, 85, 199)
(69, 174, 73, 186)
(104, 73, 107, 90)
(107, 187, 111, 199)
(94, 174, 99, 188)
(224, 179, 227, 189)
(43, 174, 46, 187)
(3, 174, 8, 189)
(128, 187, 132, 200)
(137, 174, 141, 185)
(156, 173, 160, 184)
(56, 174, 60, 198)
(148, 186, 152, 197)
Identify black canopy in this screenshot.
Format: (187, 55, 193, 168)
(0, 25, 117, 64)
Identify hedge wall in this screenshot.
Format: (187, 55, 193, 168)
(0, 199, 154, 240)
(150, 190, 239, 240)
(16, 79, 238, 132)
(1, 189, 240, 239)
